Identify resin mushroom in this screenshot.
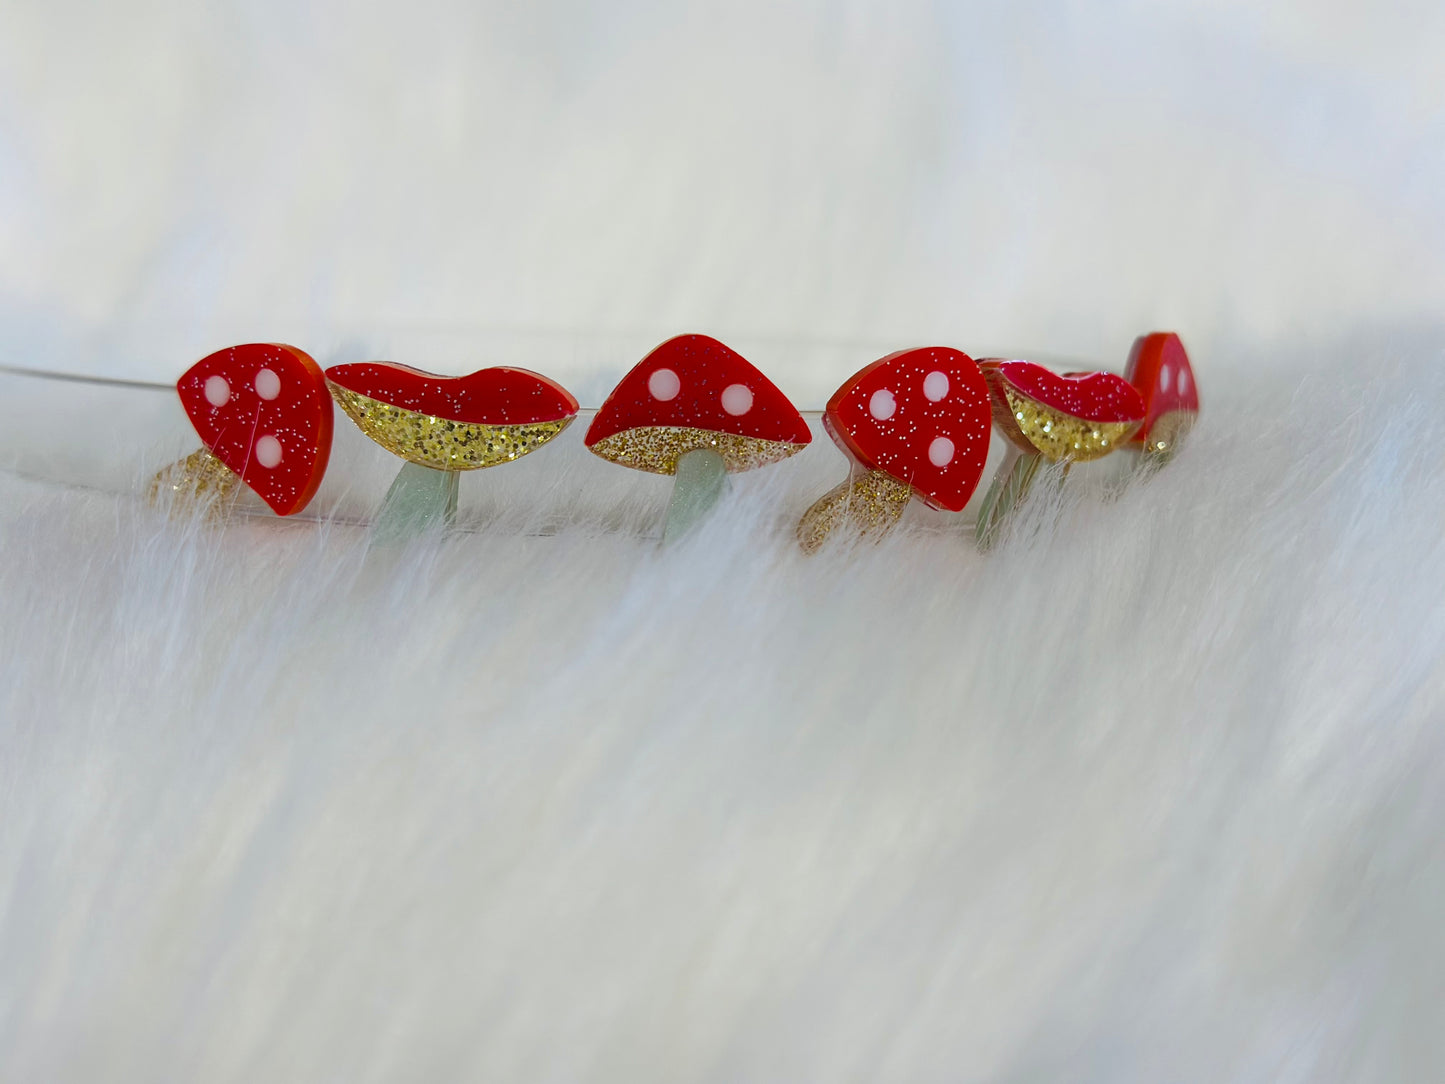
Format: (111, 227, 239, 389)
(1124, 331, 1199, 459)
(326, 362, 578, 540)
(152, 343, 334, 518)
(585, 334, 811, 540)
(973, 360, 1145, 548)
(797, 347, 992, 553)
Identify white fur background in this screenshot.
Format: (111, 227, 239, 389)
(5, 337, 1445, 1080)
(3, 0, 1445, 1080)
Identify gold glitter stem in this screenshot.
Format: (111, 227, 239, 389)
(797, 468, 913, 554)
(974, 449, 1067, 551)
(1136, 409, 1195, 464)
(147, 447, 241, 521)
(662, 448, 728, 544)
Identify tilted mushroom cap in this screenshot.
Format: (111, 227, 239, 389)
(585, 335, 811, 474)
(979, 360, 1144, 463)
(1124, 332, 1199, 453)
(825, 347, 993, 512)
(176, 343, 333, 515)
(326, 362, 578, 471)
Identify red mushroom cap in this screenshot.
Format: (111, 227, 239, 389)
(979, 360, 1145, 462)
(324, 363, 577, 425)
(324, 362, 578, 471)
(1123, 332, 1199, 445)
(176, 343, 333, 515)
(585, 334, 811, 474)
(824, 347, 992, 512)
(980, 361, 1145, 423)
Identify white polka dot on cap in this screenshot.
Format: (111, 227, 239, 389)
(869, 389, 897, 421)
(648, 368, 681, 401)
(720, 383, 753, 416)
(254, 435, 283, 468)
(204, 375, 230, 407)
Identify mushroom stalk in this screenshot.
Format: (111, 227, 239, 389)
(1136, 411, 1193, 466)
(797, 468, 913, 554)
(973, 449, 1062, 551)
(148, 447, 242, 518)
(662, 447, 728, 543)
(371, 462, 460, 545)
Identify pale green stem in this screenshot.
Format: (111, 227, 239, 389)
(975, 449, 1047, 552)
(662, 448, 728, 543)
(372, 461, 460, 545)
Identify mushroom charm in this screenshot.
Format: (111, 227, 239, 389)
(1124, 332, 1199, 460)
(585, 334, 811, 541)
(796, 347, 992, 553)
(151, 343, 334, 518)
(326, 362, 578, 540)
(973, 360, 1145, 548)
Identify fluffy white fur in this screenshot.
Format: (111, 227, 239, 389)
(3, 337, 1445, 1080)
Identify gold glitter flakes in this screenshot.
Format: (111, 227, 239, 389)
(330, 387, 572, 470)
(1139, 409, 1195, 458)
(998, 387, 1140, 463)
(797, 469, 913, 553)
(147, 447, 241, 520)
(588, 425, 806, 475)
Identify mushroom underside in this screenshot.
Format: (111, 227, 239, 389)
(588, 426, 806, 475)
(330, 386, 573, 470)
(995, 387, 1140, 462)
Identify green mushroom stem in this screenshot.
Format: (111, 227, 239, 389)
(371, 462, 460, 545)
(974, 449, 1067, 552)
(662, 447, 728, 543)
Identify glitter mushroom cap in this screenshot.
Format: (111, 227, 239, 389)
(1123, 332, 1199, 453)
(979, 360, 1145, 463)
(585, 334, 811, 475)
(824, 347, 993, 512)
(325, 362, 579, 471)
(176, 343, 334, 515)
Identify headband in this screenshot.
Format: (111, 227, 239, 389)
(134, 331, 1197, 549)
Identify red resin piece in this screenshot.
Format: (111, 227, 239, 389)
(979, 361, 1145, 423)
(325, 362, 578, 424)
(825, 347, 992, 512)
(177, 343, 333, 515)
(1123, 332, 1199, 443)
(585, 334, 811, 447)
